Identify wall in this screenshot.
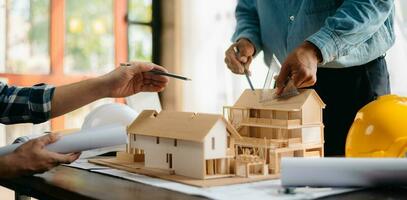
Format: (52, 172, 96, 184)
(301, 127, 322, 144)
(204, 120, 227, 159)
(131, 134, 205, 179)
(302, 97, 323, 125)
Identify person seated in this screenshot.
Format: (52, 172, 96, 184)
(0, 61, 169, 178)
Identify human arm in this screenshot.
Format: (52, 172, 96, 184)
(225, 0, 261, 74)
(51, 62, 168, 118)
(276, 0, 394, 94)
(0, 62, 168, 123)
(0, 134, 80, 178)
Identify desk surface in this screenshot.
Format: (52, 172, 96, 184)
(0, 166, 407, 200)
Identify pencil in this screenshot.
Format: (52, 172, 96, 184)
(120, 63, 191, 81)
(149, 69, 192, 81)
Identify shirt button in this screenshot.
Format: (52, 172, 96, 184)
(289, 15, 295, 21)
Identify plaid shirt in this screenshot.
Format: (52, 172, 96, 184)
(0, 82, 55, 124)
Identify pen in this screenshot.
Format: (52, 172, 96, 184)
(120, 63, 191, 81)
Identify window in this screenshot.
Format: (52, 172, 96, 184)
(227, 136, 230, 148)
(156, 137, 160, 144)
(127, 0, 160, 63)
(3, 0, 50, 74)
(0, 0, 134, 143)
(174, 139, 177, 147)
(64, 0, 114, 74)
(133, 134, 136, 141)
(211, 137, 215, 150)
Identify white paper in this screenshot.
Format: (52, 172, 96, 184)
(281, 157, 407, 187)
(90, 168, 356, 200)
(64, 159, 110, 170)
(0, 124, 127, 156)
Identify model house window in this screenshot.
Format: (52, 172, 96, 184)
(133, 135, 136, 141)
(227, 136, 230, 148)
(211, 137, 215, 150)
(156, 137, 160, 144)
(174, 139, 177, 147)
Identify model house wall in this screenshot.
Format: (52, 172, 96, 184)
(302, 94, 324, 124)
(130, 134, 206, 179)
(204, 120, 228, 159)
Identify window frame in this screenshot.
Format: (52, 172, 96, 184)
(0, 0, 131, 130)
(126, 0, 161, 64)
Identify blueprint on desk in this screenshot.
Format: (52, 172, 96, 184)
(64, 159, 358, 200)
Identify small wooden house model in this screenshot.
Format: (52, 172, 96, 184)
(118, 110, 241, 179)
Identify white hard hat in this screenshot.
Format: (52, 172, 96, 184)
(82, 103, 138, 130)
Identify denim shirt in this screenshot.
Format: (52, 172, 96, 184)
(232, 0, 395, 68)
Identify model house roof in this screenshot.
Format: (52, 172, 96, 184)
(127, 110, 241, 142)
(233, 89, 326, 111)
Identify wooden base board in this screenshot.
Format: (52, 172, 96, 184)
(89, 158, 279, 187)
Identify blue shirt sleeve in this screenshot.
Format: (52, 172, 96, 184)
(232, 0, 263, 55)
(0, 83, 55, 124)
(307, 0, 394, 65)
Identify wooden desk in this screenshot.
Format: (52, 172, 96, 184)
(0, 166, 407, 200)
(0, 166, 206, 200)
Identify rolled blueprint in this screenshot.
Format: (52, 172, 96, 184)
(0, 124, 127, 156)
(281, 157, 407, 187)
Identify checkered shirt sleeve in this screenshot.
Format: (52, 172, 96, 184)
(0, 82, 55, 124)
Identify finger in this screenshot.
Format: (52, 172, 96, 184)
(150, 81, 168, 88)
(129, 61, 155, 73)
(226, 48, 245, 74)
(49, 152, 81, 165)
(149, 63, 168, 73)
(298, 75, 316, 88)
(141, 84, 165, 92)
(236, 42, 253, 63)
(143, 73, 169, 83)
(244, 56, 253, 73)
(35, 133, 60, 147)
(292, 71, 305, 88)
(276, 63, 291, 95)
(225, 56, 239, 74)
(225, 45, 245, 74)
(143, 79, 152, 85)
(143, 78, 168, 84)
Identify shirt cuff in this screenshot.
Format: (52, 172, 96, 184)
(307, 27, 341, 65)
(28, 84, 55, 124)
(232, 31, 263, 56)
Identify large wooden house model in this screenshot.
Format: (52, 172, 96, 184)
(223, 89, 326, 174)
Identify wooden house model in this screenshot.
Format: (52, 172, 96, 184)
(223, 89, 326, 174)
(118, 110, 241, 179)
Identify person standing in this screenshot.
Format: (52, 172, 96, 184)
(224, 0, 395, 156)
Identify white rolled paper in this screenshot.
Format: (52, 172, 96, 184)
(281, 157, 407, 187)
(0, 124, 127, 156)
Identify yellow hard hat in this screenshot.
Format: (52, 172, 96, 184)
(345, 95, 407, 157)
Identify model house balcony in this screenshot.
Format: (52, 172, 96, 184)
(223, 106, 304, 129)
(239, 117, 302, 129)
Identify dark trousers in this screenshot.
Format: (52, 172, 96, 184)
(312, 56, 390, 156)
